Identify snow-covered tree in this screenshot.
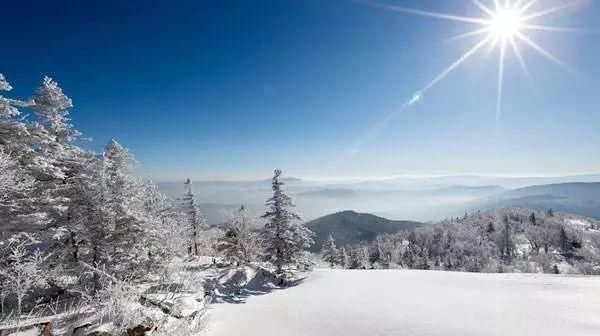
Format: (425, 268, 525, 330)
(0, 74, 21, 118)
(100, 139, 151, 277)
(321, 234, 339, 267)
(0, 233, 48, 316)
(182, 178, 205, 256)
(347, 245, 369, 269)
(216, 205, 261, 265)
(0, 74, 39, 231)
(1, 76, 91, 237)
(528, 212, 537, 225)
(0, 150, 34, 215)
(339, 247, 349, 268)
(30, 76, 91, 226)
(261, 169, 314, 276)
(137, 181, 186, 267)
(32, 76, 79, 144)
(497, 215, 515, 262)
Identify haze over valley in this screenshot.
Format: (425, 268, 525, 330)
(158, 174, 600, 224)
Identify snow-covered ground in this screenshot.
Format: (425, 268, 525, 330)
(206, 268, 600, 336)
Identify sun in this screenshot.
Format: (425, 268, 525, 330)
(489, 8, 523, 39)
(359, 0, 584, 121)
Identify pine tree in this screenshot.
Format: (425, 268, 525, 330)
(0, 74, 21, 118)
(71, 155, 113, 290)
(32, 76, 79, 144)
(558, 225, 573, 257)
(102, 139, 149, 276)
(321, 234, 339, 268)
(339, 247, 349, 268)
(261, 169, 314, 276)
(0, 74, 43, 231)
(182, 178, 204, 256)
(528, 212, 537, 225)
(498, 215, 514, 262)
(137, 180, 182, 270)
(22, 77, 80, 228)
(29, 77, 97, 271)
(0, 150, 34, 235)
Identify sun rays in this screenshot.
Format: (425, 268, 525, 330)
(359, 0, 586, 121)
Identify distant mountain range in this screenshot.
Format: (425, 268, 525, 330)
(157, 174, 600, 224)
(306, 210, 422, 251)
(472, 182, 600, 219)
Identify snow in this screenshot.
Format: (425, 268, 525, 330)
(206, 268, 600, 336)
(567, 218, 591, 228)
(6, 326, 41, 336)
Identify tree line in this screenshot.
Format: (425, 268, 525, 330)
(322, 208, 600, 275)
(0, 74, 314, 319)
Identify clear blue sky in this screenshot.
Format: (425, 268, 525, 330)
(4, 0, 600, 180)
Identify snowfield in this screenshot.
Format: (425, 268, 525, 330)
(206, 268, 600, 336)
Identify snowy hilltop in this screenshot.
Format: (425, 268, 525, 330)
(2, 73, 600, 336)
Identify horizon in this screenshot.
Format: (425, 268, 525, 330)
(156, 171, 600, 183)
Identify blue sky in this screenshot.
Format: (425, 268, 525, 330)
(3, 0, 600, 180)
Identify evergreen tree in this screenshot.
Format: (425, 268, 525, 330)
(72, 156, 112, 290)
(0, 150, 34, 234)
(557, 225, 573, 257)
(0, 74, 44, 231)
(32, 76, 79, 144)
(528, 212, 537, 225)
(102, 139, 149, 276)
(339, 247, 349, 268)
(24, 76, 81, 228)
(182, 178, 204, 256)
(0, 74, 21, 118)
(498, 215, 514, 262)
(321, 234, 339, 268)
(30, 77, 97, 270)
(261, 169, 314, 276)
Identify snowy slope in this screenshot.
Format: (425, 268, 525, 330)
(206, 269, 600, 336)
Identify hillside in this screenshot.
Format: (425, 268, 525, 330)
(474, 182, 600, 219)
(207, 269, 600, 336)
(306, 210, 422, 251)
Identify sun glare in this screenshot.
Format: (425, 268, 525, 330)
(490, 9, 523, 39)
(360, 0, 583, 121)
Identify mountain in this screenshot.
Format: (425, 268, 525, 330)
(471, 182, 600, 219)
(383, 174, 600, 189)
(306, 210, 422, 251)
(157, 176, 600, 223)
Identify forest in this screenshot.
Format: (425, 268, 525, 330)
(322, 208, 600, 275)
(0, 74, 313, 335)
